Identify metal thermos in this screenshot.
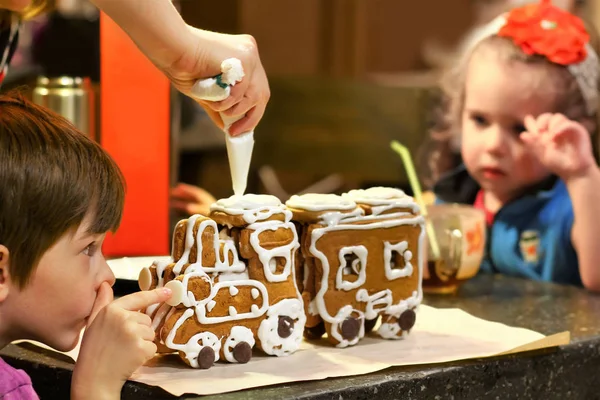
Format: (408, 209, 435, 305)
(32, 76, 95, 140)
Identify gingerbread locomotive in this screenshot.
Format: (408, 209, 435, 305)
(138, 194, 306, 369)
(138, 187, 424, 368)
(287, 187, 425, 348)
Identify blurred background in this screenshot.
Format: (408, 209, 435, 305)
(3, 0, 596, 202)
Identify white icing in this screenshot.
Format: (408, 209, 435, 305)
(335, 246, 368, 291)
(378, 321, 404, 340)
(356, 289, 393, 320)
(218, 270, 250, 281)
(307, 299, 319, 316)
(223, 326, 256, 363)
(193, 280, 269, 324)
(320, 208, 364, 226)
(164, 309, 222, 368)
(229, 285, 239, 296)
(248, 221, 299, 283)
(251, 288, 260, 299)
(206, 300, 217, 312)
(286, 193, 357, 212)
(343, 187, 420, 215)
(210, 194, 292, 224)
(383, 241, 414, 280)
(384, 291, 420, 317)
(257, 298, 306, 356)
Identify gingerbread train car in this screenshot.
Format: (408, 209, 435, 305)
(287, 187, 425, 348)
(138, 194, 306, 369)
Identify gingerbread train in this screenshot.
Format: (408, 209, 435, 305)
(138, 187, 425, 368)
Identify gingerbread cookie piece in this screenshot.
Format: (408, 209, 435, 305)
(139, 194, 305, 369)
(287, 189, 424, 348)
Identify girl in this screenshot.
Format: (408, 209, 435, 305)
(426, 0, 600, 290)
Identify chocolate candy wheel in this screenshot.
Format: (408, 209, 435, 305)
(304, 321, 326, 340)
(197, 346, 215, 369)
(232, 342, 252, 364)
(398, 309, 416, 331)
(277, 316, 295, 338)
(364, 316, 379, 333)
(341, 317, 361, 340)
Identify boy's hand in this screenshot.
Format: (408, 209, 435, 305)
(71, 283, 172, 399)
(522, 113, 596, 181)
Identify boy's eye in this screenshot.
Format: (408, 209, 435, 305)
(83, 243, 97, 257)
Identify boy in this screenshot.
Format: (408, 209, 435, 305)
(0, 93, 172, 399)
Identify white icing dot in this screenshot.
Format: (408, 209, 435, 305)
(404, 250, 413, 261)
(229, 285, 239, 296)
(250, 304, 260, 314)
(207, 300, 217, 312)
(229, 306, 238, 316)
(251, 288, 260, 299)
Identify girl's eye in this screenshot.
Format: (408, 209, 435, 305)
(471, 113, 488, 127)
(513, 123, 526, 135)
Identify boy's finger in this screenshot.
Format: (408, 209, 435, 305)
(113, 287, 172, 312)
(87, 281, 114, 328)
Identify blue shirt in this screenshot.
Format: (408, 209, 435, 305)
(434, 165, 581, 286)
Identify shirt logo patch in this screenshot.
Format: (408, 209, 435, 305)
(466, 222, 484, 256)
(519, 230, 540, 264)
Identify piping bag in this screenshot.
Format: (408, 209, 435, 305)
(190, 58, 253, 196)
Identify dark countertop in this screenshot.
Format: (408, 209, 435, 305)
(3, 274, 600, 399)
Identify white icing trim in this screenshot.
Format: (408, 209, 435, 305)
(335, 246, 368, 291)
(286, 193, 357, 212)
(164, 309, 222, 368)
(193, 280, 269, 324)
(223, 326, 256, 363)
(248, 220, 298, 283)
(356, 289, 393, 320)
(210, 194, 292, 224)
(343, 187, 420, 215)
(257, 298, 306, 356)
(383, 241, 414, 280)
(378, 321, 404, 340)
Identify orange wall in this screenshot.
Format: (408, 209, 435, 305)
(99, 13, 171, 257)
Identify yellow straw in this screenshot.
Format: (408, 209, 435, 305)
(390, 140, 441, 260)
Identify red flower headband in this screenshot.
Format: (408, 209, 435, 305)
(497, 0, 589, 65)
(468, 0, 599, 115)
(498, 0, 590, 65)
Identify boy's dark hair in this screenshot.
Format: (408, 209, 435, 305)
(0, 92, 125, 288)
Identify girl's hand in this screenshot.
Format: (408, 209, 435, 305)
(522, 113, 596, 181)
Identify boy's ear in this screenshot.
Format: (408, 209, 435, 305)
(0, 245, 11, 301)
